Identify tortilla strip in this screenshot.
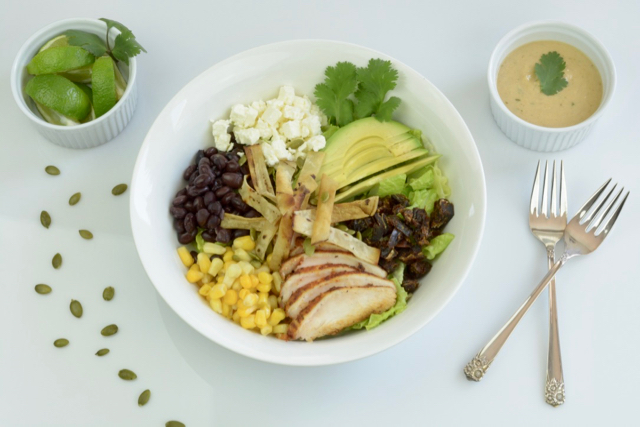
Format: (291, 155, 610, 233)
(275, 161, 296, 215)
(239, 178, 281, 223)
(255, 222, 279, 260)
(294, 196, 379, 224)
(295, 152, 324, 209)
(292, 213, 380, 265)
(269, 213, 294, 270)
(221, 214, 272, 232)
(311, 175, 338, 244)
(244, 145, 275, 200)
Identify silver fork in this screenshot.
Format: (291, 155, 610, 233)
(464, 179, 629, 385)
(530, 161, 568, 407)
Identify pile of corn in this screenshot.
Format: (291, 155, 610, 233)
(177, 235, 288, 337)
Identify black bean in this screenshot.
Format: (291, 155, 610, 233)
(183, 165, 196, 181)
(184, 213, 196, 233)
(225, 161, 240, 173)
(178, 232, 195, 244)
(174, 219, 186, 233)
(199, 164, 212, 177)
(202, 231, 216, 242)
(195, 150, 205, 165)
(212, 178, 222, 191)
(188, 172, 198, 185)
(206, 215, 220, 229)
(215, 186, 231, 198)
(244, 209, 260, 218)
(199, 157, 211, 167)
(203, 191, 216, 205)
(172, 195, 188, 206)
(216, 228, 232, 244)
(193, 196, 204, 212)
(219, 210, 225, 220)
(176, 188, 187, 197)
(231, 196, 248, 212)
(233, 229, 250, 239)
(169, 206, 187, 219)
(240, 163, 250, 175)
(196, 209, 210, 228)
(184, 201, 195, 212)
(208, 201, 222, 215)
(227, 154, 239, 163)
(190, 251, 198, 263)
(187, 186, 200, 197)
(205, 147, 218, 157)
(194, 174, 208, 188)
(211, 154, 227, 170)
(221, 192, 235, 206)
(222, 173, 243, 189)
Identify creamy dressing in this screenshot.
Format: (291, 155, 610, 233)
(497, 41, 603, 128)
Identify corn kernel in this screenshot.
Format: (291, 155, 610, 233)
(273, 324, 288, 334)
(240, 274, 253, 289)
(224, 264, 242, 286)
(222, 302, 231, 318)
(266, 254, 273, 265)
(232, 311, 241, 323)
(258, 292, 269, 306)
(233, 235, 256, 251)
(240, 314, 256, 329)
(202, 242, 227, 255)
(223, 250, 235, 262)
(257, 282, 272, 293)
(197, 253, 212, 275)
(224, 289, 238, 306)
(233, 248, 252, 262)
(201, 273, 214, 284)
(258, 272, 273, 285)
(177, 247, 194, 267)
(186, 267, 204, 283)
(209, 283, 227, 300)
(198, 284, 212, 296)
(217, 275, 224, 284)
(268, 295, 278, 310)
(256, 265, 270, 274)
(238, 261, 254, 275)
(231, 280, 242, 291)
(237, 305, 257, 317)
(239, 289, 250, 300)
(209, 298, 223, 314)
(269, 308, 286, 326)
(208, 258, 224, 277)
(272, 272, 282, 294)
(243, 293, 259, 308)
(223, 260, 233, 273)
(255, 309, 267, 328)
(260, 325, 273, 336)
(250, 275, 260, 288)
(259, 304, 271, 319)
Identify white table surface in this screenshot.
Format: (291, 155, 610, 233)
(2, 1, 639, 426)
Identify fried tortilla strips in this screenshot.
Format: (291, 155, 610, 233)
(239, 177, 281, 223)
(296, 196, 379, 224)
(244, 145, 275, 201)
(311, 174, 338, 244)
(221, 214, 273, 232)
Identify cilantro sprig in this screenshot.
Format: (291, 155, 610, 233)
(314, 59, 401, 126)
(534, 51, 568, 96)
(64, 18, 146, 65)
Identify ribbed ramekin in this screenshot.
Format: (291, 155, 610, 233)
(488, 21, 615, 152)
(11, 18, 138, 149)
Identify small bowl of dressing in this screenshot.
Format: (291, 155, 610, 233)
(488, 21, 616, 152)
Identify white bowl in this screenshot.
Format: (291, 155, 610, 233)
(10, 18, 138, 149)
(488, 21, 616, 152)
(130, 40, 486, 366)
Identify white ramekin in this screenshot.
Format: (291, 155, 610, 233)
(488, 21, 616, 152)
(10, 18, 138, 149)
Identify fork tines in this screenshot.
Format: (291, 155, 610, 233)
(530, 160, 567, 218)
(576, 179, 630, 236)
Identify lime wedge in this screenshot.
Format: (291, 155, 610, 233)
(92, 56, 117, 117)
(35, 101, 80, 126)
(38, 34, 69, 53)
(25, 74, 91, 123)
(27, 46, 95, 75)
(60, 64, 93, 83)
(114, 64, 127, 100)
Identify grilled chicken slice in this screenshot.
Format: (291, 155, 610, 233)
(280, 264, 358, 305)
(289, 241, 345, 257)
(280, 252, 387, 279)
(287, 286, 396, 341)
(285, 272, 395, 319)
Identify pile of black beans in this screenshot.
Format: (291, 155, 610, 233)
(170, 142, 259, 245)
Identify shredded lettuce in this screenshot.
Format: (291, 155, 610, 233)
(408, 168, 434, 191)
(195, 228, 205, 252)
(423, 233, 454, 260)
(431, 164, 451, 198)
(408, 188, 438, 213)
(350, 263, 408, 330)
(375, 173, 406, 197)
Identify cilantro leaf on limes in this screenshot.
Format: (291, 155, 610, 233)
(535, 51, 568, 95)
(64, 30, 108, 57)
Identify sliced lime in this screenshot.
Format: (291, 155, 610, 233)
(27, 46, 95, 75)
(92, 56, 117, 117)
(35, 102, 80, 126)
(60, 64, 93, 83)
(25, 75, 91, 123)
(38, 34, 69, 53)
(114, 64, 127, 100)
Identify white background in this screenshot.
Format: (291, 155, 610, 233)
(1, 1, 639, 426)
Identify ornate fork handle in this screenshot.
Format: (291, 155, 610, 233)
(464, 254, 569, 382)
(546, 247, 565, 406)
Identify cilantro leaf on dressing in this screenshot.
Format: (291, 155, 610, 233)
(535, 51, 568, 96)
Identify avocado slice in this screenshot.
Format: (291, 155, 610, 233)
(334, 154, 441, 202)
(320, 118, 426, 189)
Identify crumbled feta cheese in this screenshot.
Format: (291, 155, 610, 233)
(211, 119, 230, 137)
(266, 98, 284, 110)
(261, 105, 282, 125)
(234, 128, 261, 145)
(280, 120, 301, 139)
(271, 137, 294, 162)
(254, 119, 272, 139)
(283, 105, 305, 121)
(261, 142, 279, 167)
(293, 96, 311, 112)
(214, 133, 232, 152)
(306, 135, 326, 151)
(278, 86, 296, 105)
(301, 115, 322, 136)
(230, 105, 258, 128)
(250, 100, 266, 114)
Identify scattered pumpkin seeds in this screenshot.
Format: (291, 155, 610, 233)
(70, 300, 83, 318)
(79, 229, 93, 240)
(138, 389, 151, 407)
(112, 183, 128, 195)
(45, 165, 60, 175)
(35, 284, 52, 294)
(118, 369, 137, 380)
(166, 422, 185, 427)
(96, 348, 110, 356)
(40, 211, 51, 229)
(103, 286, 115, 301)
(101, 324, 118, 336)
(52, 253, 62, 269)
(321, 191, 330, 202)
(54, 338, 69, 348)
(69, 192, 81, 206)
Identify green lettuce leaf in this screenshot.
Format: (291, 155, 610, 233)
(408, 189, 438, 213)
(375, 173, 406, 197)
(195, 228, 205, 253)
(423, 233, 454, 260)
(408, 168, 434, 191)
(323, 124, 340, 140)
(431, 164, 451, 198)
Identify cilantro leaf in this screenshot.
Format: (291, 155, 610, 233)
(535, 51, 568, 96)
(112, 29, 147, 65)
(99, 18, 133, 37)
(354, 59, 400, 121)
(313, 62, 357, 126)
(64, 30, 107, 57)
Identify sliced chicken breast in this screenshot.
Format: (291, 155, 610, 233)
(285, 272, 396, 319)
(280, 264, 358, 306)
(280, 252, 387, 279)
(287, 286, 397, 341)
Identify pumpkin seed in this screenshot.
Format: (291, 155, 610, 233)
(96, 348, 110, 356)
(103, 286, 114, 301)
(101, 324, 118, 336)
(79, 229, 93, 239)
(35, 284, 52, 294)
(356, 231, 362, 241)
(45, 165, 60, 175)
(166, 422, 185, 427)
(303, 238, 315, 256)
(112, 183, 128, 195)
(54, 338, 69, 347)
(40, 211, 51, 229)
(118, 369, 137, 380)
(321, 191, 329, 203)
(250, 260, 262, 269)
(69, 192, 81, 206)
(138, 389, 151, 407)
(70, 300, 83, 318)
(52, 253, 62, 269)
